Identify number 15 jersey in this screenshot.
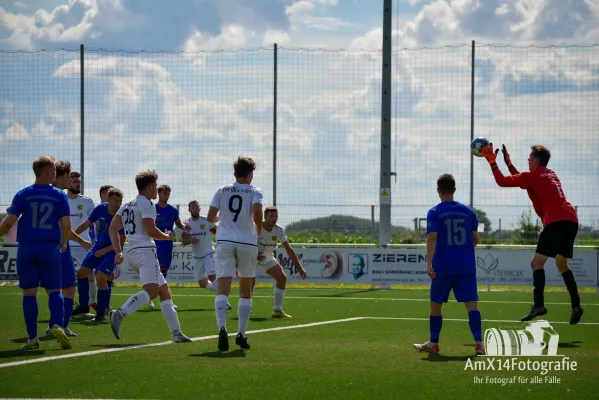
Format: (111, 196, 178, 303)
(427, 201, 478, 275)
(117, 195, 157, 251)
(210, 183, 263, 246)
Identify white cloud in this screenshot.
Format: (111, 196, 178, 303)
(263, 29, 291, 45)
(2, 123, 29, 141)
(13, 1, 27, 9)
(285, 0, 352, 31)
(184, 24, 250, 52)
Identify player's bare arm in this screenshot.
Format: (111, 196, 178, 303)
(207, 206, 219, 223)
(426, 232, 437, 279)
(175, 218, 189, 231)
(143, 218, 172, 241)
(253, 204, 263, 237)
(472, 231, 479, 248)
(68, 229, 92, 250)
(59, 216, 72, 253)
(109, 214, 125, 264)
(0, 214, 17, 236)
(282, 241, 307, 279)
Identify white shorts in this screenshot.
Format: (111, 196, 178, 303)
(194, 253, 216, 281)
(257, 258, 279, 270)
(215, 241, 258, 279)
(70, 246, 88, 270)
(127, 247, 167, 286)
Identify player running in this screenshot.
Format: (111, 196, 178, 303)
(108, 170, 191, 342)
(254, 206, 307, 318)
(0, 157, 73, 350)
(207, 156, 263, 351)
(482, 144, 583, 324)
(414, 174, 485, 355)
(74, 188, 126, 321)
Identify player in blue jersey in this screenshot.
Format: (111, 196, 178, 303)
(0, 156, 73, 350)
(414, 174, 485, 356)
(150, 185, 188, 309)
(73, 188, 126, 321)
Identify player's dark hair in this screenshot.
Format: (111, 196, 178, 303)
(32, 156, 55, 177)
(158, 184, 171, 193)
(234, 156, 256, 178)
(108, 188, 123, 199)
(54, 160, 72, 177)
(135, 170, 158, 191)
(530, 145, 551, 167)
(437, 173, 456, 194)
(188, 200, 199, 208)
(70, 171, 81, 179)
(99, 185, 113, 196)
(264, 205, 278, 217)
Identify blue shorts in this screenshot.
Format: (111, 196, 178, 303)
(155, 240, 174, 269)
(61, 244, 77, 288)
(81, 247, 117, 276)
(17, 242, 62, 290)
(430, 273, 479, 303)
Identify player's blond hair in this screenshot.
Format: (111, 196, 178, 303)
(108, 187, 123, 199)
(32, 156, 55, 177)
(264, 205, 278, 217)
(54, 160, 72, 178)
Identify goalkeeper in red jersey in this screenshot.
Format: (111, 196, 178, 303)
(481, 143, 583, 325)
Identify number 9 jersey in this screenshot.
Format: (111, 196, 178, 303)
(210, 183, 263, 246)
(117, 195, 157, 251)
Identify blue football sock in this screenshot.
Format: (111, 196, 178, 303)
(468, 310, 482, 342)
(77, 278, 90, 308)
(430, 315, 442, 344)
(107, 280, 113, 307)
(64, 297, 74, 328)
(97, 289, 109, 317)
(48, 291, 65, 328)
(23, 296, 38, 339)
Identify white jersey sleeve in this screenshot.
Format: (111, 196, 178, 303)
(210, 183, 263, 246)
(118, 195, 156, 251)
(68, 195, 95, 247)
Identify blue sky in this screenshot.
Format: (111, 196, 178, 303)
(1, 0, 598, 231)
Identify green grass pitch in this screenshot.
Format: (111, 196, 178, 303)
(0, 286, 597, 399)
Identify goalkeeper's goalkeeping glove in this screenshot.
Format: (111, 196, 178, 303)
(481, 143, 499, 166)
(501, 144, 513, 168)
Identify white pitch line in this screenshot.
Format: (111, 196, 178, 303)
(366, 317, 599, 325)
(0, 292, 597, 306)
(0, 317, 366, 369)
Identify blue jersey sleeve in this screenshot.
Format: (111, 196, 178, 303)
(57, 191, 70, 218)
(426, 208, 438, 233)
(470, 209, 479, 231)
(7, 191, 23, 216)
(88, 205, 102, 224)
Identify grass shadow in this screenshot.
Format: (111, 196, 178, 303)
(319, 289, 379, 298)
(88, 343, 145, 349)
(190, 349, 246, 358)
(0, 349, 46, 359)
(230, 317, 269, 322)
(176, 308, 213, 313)
(422, 353, 476, 362)
(558, 341, 583, 349)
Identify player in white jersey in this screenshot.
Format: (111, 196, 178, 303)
(67, 171, 99, 315)
(207, 156, 263, 352)
(108, 170, 191, 343)
(255, 206, 306, 318)
(182, 201, 218, 288)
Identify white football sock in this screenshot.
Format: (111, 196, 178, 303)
(237, 297, 252, 336)
(160, 299, 181, 333)
(274, 287, 285, 312)
(89, 279, 98, 304)
(205, 280, 216, 291)
(120, 290, 151, 317)
(215, 294, 228, 331)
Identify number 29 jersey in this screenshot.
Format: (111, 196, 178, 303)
(117, 195, 157, 251)
(210, 182, 263, 246)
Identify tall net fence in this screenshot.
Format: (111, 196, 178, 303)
(1, 44, 598, 243)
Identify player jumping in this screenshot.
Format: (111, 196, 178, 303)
(254, 206, 307, 318)
(108, 170, 191, 342)
(482, 144, 583, 324)
(414, 174, 485, 355)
